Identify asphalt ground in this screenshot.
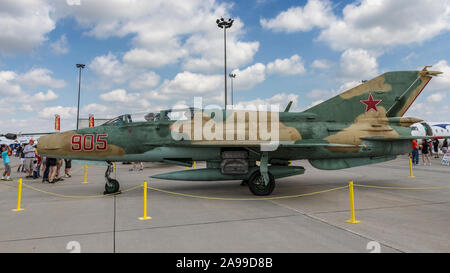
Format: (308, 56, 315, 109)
(0, 155, 449, 253)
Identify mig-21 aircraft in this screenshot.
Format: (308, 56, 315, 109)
(3, 66, 442, 195)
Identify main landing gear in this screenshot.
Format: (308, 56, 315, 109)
(246, 151, 276, 196)
(104, 162, 120, 195)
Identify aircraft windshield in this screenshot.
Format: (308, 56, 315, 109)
(102, 108, 197, 126)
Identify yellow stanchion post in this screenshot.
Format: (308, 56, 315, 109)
(113, 163, 115, 172)
(193, 161, 197, 169)
(12, 178, 24, 212)
(345, 181, 360, 224)
(138, 181, 152, 220)
(409, 157, 415, 178)
(83, 164, 87, 184)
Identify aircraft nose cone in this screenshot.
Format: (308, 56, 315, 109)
(36, 132, 71, 156)
(36, 135, 53, 155)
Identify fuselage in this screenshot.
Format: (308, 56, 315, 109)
(36, 110, 417, 164)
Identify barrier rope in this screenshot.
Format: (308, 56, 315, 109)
(20, 182, 142, 199)
(5, 179, 142, 199)
(146, 185, 350, 201)
(354, 184, 450, 190)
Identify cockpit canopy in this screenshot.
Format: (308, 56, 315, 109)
(102, 108, 198, 126)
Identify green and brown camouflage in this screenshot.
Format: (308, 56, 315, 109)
(34, 66, 441, 195)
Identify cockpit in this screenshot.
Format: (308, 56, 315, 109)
(101, 108, 197, 126)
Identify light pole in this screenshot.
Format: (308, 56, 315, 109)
(216, 17, 234, 109)
(229, 73, 236, 106)
(76, 64, 85, 130)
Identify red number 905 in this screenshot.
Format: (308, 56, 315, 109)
(71, 134, 108, 151)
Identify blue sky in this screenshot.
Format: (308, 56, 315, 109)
(0, 0, 449, 132)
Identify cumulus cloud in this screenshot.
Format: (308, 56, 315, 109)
(19, 68, 67, 89)
(39, 106, 77, 119)
(318, 0, 450, 51)
(0, 70, 22, 96)
(311, 59, 333, 70)
(129, 72, 160, 90)
(233, 93, 299, 111)
(0, 0, 55, 55)
(266, 55, 306, 76)
(260, 0, 335, 32)
(60, 0, 259, 73)
(262, 0, 450, 52)
(50, 34, 69, 55)
(427, 93, 446, 103)
(427, 60, 450, 91)
(231, 63, 266, 91)
(157, 72, 222, 96)
(338, 49, 379, 81)
(89, 52, 128, 84)
(100, 89, 140, 103)
(32, 90, 59, 102)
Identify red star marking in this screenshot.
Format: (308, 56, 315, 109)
(360, 92, 382, 113)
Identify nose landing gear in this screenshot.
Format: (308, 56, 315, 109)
(104, 162, 120, 195)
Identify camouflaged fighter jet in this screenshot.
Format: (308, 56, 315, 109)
(6, 66, 442, 196)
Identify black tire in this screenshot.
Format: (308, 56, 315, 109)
(104, 178, 120, 194)
(248, 171, 275, 196)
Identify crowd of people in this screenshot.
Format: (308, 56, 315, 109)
(411, 138, 448, 166)
(1, 140, 72, 183)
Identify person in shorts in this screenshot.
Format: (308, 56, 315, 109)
(23, 139, 36, 178)
(17, 144, 25, 172)
(421, 139, 431, 166)
(2, 146, 12, 181)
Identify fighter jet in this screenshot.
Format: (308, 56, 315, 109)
(5, 66, 442, 195)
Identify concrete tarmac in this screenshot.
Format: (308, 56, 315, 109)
(0, 155, 449, 253)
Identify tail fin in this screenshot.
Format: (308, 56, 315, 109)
(303, 66, 441, 122)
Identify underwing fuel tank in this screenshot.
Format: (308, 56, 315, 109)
(151, 166, 305, 181)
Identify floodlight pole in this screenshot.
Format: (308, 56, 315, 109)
(216, 18, 234, 109)
(76, 64, 85, 130)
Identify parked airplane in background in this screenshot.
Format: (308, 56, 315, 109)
(411, 122, 450, 139)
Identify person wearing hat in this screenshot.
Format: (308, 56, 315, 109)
(23, 139, 36, 178)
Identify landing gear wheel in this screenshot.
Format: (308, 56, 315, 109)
(104, 178, 120, 194)
(248, 171, 275, 196)
(104, 162, 120, 195)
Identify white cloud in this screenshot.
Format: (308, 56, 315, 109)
(306, 89, 334, 99)
(338, 49, 379, 81)
(260, 0, 335, 32)
(427, 60, 450, 91)
(123, 48, 186, 69)
(32, 90, 59, 102)
(39, 106, 77, 119)
(157, 72, 222, 96)
(19, 68, 67, 89)
(99, 89, 140, 103)
(233, 93, 299, 111)
(0, 70, 22, 96)
(311, 59, 333, 70)
(50, 34, 69, 55)
(427, 93, 446, 103)
(62, 0, 259, 73)
(318, 0, 450, 51)
(231, 63, 266, 91)
(266, 55, 306, 76)
(129, 72, 160, 90)
(89, 52, 128, 84)
(0, 0, 55, 55)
